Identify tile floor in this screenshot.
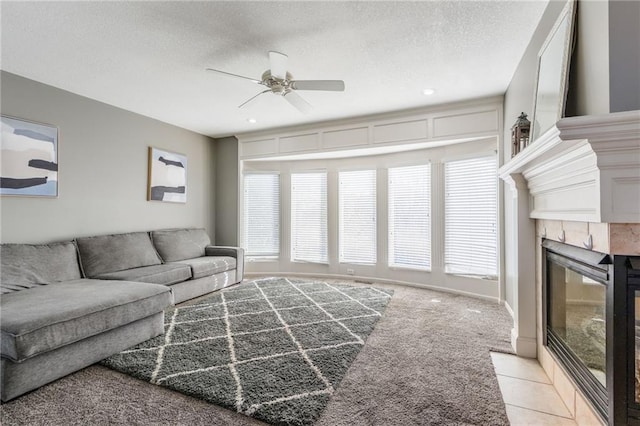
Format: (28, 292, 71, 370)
(491, 351, 578, 425)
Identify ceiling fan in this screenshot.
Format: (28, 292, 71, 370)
(206, 51, 345, 114)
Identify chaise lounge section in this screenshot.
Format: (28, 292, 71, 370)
(0, 241, 173, 402)
(0, 228, 244, 401)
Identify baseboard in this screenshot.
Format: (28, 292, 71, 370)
(504, 301, 515, 319)
(511, 328, 537, 358)
(244, 272, 500, 303)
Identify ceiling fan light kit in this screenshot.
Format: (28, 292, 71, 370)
(206, 51, 345, 114)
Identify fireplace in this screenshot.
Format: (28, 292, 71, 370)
(543, 239, 640, 424)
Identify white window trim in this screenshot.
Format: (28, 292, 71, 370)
(290, 171, 329, 265)
(388, 163, 432, 271)
(240, 137, 500, 300)
(443, 154, 498, 279)
(338, 168, 377, 265)
(241, 171, 281, 259)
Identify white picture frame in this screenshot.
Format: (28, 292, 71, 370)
(0, 115, 59, 197)
(531, 0, 577, 142)
(147, 147, 187, 203)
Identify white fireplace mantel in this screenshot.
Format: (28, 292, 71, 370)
(499, 110, 639, 359)
(499, 110, 640, 223)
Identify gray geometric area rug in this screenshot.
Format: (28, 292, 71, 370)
(101, 277, 393, 426)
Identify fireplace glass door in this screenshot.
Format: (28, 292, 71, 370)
(548, 261, 607, 387)
(545, 243, 640, 424)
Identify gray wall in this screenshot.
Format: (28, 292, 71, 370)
(505, 0, 640, 157)
(0, 71, 216, 243)
(502, 0, 640, 310)
(503, 0, 570, 163)
(214, 136, 238, 246)
(502, 0, 571, 310)
(569, 0, 640, 115)
(609, 0, 640, 112)
(570, 0, 610, 116)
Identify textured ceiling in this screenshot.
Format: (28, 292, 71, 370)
(1, 1, 548, 138)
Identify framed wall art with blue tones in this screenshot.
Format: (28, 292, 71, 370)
(147, 147, 187, 203)
(1, 115, 59, 197)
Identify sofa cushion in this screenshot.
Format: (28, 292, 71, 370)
(151, 228, 211, 262)
(95, 264, 192, 285)
(172, 256, 236, 279)
(1, 282, 49, 295)
(0, 279, 172, 362)
(76, 232, 162, 277)
(0, 242, 82, 294)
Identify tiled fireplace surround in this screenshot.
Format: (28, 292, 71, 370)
(499, 110, 640, 425)
(536, 221, 640, 425)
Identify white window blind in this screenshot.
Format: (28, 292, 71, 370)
(243, 173, 280, 257)
(444, 155, 497, 277)
(339, 169, 377, 264)
(291, 172, 328, 263)
(388, 164, 431, 270)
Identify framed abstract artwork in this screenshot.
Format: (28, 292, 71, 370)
(1, 115, 59, 197)
(147, 147, 187, 203)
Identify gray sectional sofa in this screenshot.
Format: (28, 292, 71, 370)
(0, 228, 244, 401)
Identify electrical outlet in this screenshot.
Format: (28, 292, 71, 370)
(346, 268, 355, 275)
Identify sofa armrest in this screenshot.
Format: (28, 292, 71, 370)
(204, 246, 244, 282)
(204, 245, 243, 258)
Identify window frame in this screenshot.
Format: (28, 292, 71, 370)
(242, 171, 281, 259)
(338, 168, 378, 265)
(388, 162, 432, 271)
(290, 170, 329, 265)
(443, 153, 498, 279)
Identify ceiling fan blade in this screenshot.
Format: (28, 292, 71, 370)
(206, 68, 262, 84)
(290, 80, 345, 91)
(269, 51, 288, 80)
(283, 91, 312, 114)
(238, 89, 271, 108)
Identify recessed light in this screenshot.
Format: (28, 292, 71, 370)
(422, 88, 436, 96)
(247, 118, 257, 124)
